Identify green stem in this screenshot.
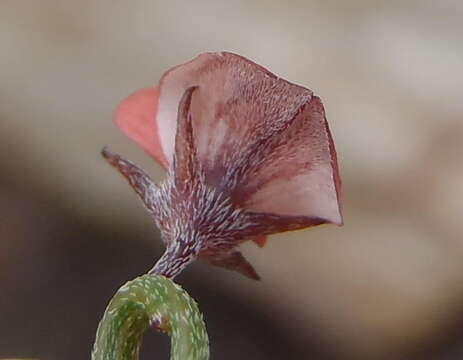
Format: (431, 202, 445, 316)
(92, 274, 209, 360)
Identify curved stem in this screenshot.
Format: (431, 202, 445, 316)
(92, 274, 209, 360)
(149, 243, 200, 279)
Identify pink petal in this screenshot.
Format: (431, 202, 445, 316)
(242, 96, 342, 225)
(114, 87, 169, 169)
(154, 52, 308, 167)
(155, 52, 312, 173)
(154, 51, 341, 225)
(253, 235, 268, 248)
(154, 53, 228, 165)
(116, 52, 342, 226)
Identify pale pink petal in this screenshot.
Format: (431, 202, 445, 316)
(156, 52, 313, 177)
(155, 52, 341, 225)
(242, 97, 342, 225)
(114, 87, 169, 169)
(154, 54, 218, 165)
(116, 52, 341, 226)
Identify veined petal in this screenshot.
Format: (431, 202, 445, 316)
(241, 96, 342, 225)
(115, 51, 342, 229)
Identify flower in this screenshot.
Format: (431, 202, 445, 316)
(103, 52, 342, 280)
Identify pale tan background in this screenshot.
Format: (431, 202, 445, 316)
(1, 1, 462, 359)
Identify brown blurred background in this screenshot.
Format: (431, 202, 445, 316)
(1, 1, 462, 359)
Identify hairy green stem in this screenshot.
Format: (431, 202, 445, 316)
(92, 274, 209, 360)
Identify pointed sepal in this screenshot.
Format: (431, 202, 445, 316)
(102, 147, 158, 212)
(202, 250, 260, 280)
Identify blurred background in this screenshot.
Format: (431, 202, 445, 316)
(1, 1, 462, 359)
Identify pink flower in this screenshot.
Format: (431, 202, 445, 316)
(103, 52, 342, 280)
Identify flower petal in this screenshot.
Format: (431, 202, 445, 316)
(253, 235, 268, 248)
(155, 52, 313, 176)
(116, 52, 342, 226)
(158, 52, 341, 225)
(242, 96, 342, 225)
(114, 87, 169, 169)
